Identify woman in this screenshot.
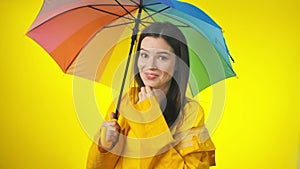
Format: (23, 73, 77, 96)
(87, 22, 215, 169)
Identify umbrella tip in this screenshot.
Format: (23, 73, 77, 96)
(222, 29, 225, 33)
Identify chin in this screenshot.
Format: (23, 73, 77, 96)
(143, 84, 154, 88)
(143, 82, 156, 88)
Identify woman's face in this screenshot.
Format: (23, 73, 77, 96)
(138, 36, 176, 92)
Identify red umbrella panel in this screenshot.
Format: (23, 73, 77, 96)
(28, 1, 138, 83)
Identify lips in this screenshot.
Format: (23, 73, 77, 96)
(145, 72, 159, 80)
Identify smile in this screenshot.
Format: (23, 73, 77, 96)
(145, 72, 159, 80)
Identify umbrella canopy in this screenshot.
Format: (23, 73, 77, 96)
(27, 0, 236, 117)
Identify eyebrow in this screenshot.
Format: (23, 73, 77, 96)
(140, 48, 172, 55)
(157, 51, 171, 55)
(140, 48, 149, 52)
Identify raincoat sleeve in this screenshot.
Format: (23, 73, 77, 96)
(150, 100, 216, 169)
(86, 88, 138, 169)
(86, 105, 127, 169)
(86, 141, 120, 169)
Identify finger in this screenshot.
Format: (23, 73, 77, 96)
(106, 120, 120, 132)
(114, 123, 120, 131)
(108, 123, 119, 131)
(110, 112, 115, 120)
(141, 87, 146, 95)
(145, 86, 152, 95)
(106, 128, 119, 138)
(102, 122, 110, 128)
(107, 132, 119, 142)
(108, 130, 118, 137)
(106, 132, 115, 142)
(138, 92, 143, 101)
(106, 121, 118, 129)
(139, 87, 147, 102)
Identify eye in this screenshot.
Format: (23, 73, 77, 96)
(158, 55, 168, 61)
(140, 53, 149, 59)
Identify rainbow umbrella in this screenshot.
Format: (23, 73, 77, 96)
(27, 0, 236, 119)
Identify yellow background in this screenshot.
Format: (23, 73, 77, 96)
(0, 0, 299, 169)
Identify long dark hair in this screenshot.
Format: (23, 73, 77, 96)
(134, 22, 190, 127)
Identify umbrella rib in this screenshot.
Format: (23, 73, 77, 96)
(128, 0, 139, 6)
(88, 6, 134, 21)
(139, 21, 147, 28)
(143, 3, 162, 7)
(174, 24, 190, 28)
(140, 20, 155, 24)
(140, 9, 189, 28)
(29, 5, 137, 30)
(103, 21, 134, 28)
(143, 7, 190, 28)
(141, 6, 170, 20)
(91, 4, 137, 7)
(115, 0, 136, 19)
(142, 8, 156, 22)
(139, 20, 159, 28)
(101, 7, 139, 30)
(215, 38, 235, 63)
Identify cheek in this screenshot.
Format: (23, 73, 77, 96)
(159, 67, 175, 82)
(137, 59, 145, 72)
(161, 72, 173, 80)
(137, 61, 143, 72)
(160, 63, 175, 76)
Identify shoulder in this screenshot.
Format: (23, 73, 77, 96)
(178, 98, 205, 131)
(183, 98, 204, 116)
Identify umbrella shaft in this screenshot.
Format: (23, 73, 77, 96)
(114, 6, 143, 119)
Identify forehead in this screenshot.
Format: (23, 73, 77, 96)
(140, 36, 174, 53)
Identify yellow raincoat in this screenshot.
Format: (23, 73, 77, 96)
(87, 88, 215, 169)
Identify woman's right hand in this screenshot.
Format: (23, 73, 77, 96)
(98, 112, 120, 151)
(138, 86, 166, 105)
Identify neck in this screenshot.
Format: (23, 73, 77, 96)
(160, 81, 171, 95)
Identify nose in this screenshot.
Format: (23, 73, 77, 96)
(147, 57, 157, 69)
